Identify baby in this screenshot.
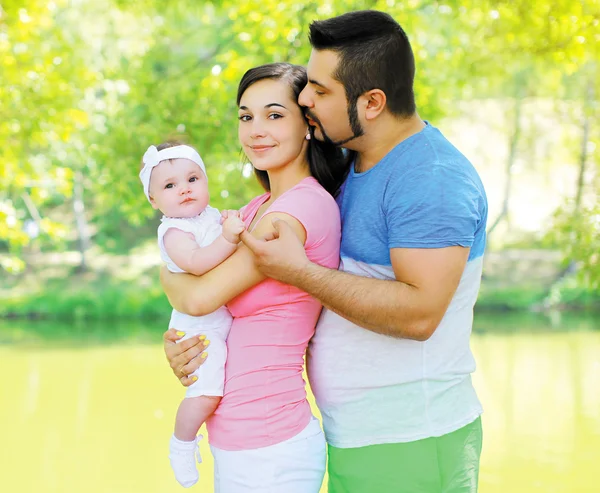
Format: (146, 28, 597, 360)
(139, 142, 244, 487)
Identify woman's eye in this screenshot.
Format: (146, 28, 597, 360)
(238, 115, 251, 122)
(315, 91, 324, 96)
(268, 113, 283, 120)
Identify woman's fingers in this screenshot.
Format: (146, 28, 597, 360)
(169, 338, 205, 369)
(176, 348, 209, 384)
(163, 328, 184, 344)
(164, 334, 210, 379)
(165, 334, 197, 363)
(178, 374, 197, 387)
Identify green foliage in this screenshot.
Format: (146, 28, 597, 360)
(1, 274, 172, 321)
(1, 0, 599, 277)
(545, 201, 600, 289)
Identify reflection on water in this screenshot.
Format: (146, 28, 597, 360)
(0, 313, 598, 492)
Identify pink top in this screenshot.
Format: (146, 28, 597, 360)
(207, 177, 341, 450)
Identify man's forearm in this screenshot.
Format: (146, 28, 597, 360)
(294, 263, 437, 340)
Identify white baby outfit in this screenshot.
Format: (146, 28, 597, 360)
(158, 205, 232, 398)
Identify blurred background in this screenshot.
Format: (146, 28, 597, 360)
(1, 0, 598, 492)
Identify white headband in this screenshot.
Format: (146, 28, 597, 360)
(139, 145, 207, 202)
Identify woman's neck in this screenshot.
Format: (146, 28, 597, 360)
(266, 160, 311, 200)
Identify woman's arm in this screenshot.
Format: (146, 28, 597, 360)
(162, 211, 307, 315)
(161, 211, 307, 384)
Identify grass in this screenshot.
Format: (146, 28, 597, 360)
(1, 247, 599, 322)
(1, 276, 171, 321)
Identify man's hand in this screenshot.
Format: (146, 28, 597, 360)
(163, 329, 210, 386)
(240, 218, 310, 284)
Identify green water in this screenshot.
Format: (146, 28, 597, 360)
(0, 312, 598, 492)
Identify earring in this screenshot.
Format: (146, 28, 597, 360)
(305, 133, 311, 140)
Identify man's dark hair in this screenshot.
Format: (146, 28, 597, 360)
(309, 10, 416, 117)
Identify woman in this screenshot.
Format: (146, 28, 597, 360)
(160, 63, 348, 492)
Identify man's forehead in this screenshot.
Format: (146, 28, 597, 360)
(307, 49, 339, 80)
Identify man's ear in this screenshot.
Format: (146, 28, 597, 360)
(361, 89, 387, 121)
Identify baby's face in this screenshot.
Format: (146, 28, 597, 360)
(148, 158, 209, 218)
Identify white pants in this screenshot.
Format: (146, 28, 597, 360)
(210, 417, 326, 493)
(171, 306, 232, 398)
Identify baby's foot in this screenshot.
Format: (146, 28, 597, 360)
(169, 434, 202, 488)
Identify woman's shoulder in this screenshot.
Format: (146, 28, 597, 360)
(271, 177, 340, 243)
(285, 177, 337, 208)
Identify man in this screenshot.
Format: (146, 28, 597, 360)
(165, 10, 487, 493)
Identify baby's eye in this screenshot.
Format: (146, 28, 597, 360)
(165, 183, 174, 189)
(189, 176, 197, 183)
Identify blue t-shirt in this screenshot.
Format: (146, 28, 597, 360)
(337, 122, 487, 265)
(309, 122, 488, 447)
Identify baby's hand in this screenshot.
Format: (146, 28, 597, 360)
(220, 209, 241, 225)
(222, 215, 245, 244)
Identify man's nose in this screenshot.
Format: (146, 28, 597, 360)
(298, 86, 312, 108)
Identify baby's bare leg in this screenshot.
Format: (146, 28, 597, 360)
(174, 395, 221, 441)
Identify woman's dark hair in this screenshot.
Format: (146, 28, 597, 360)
(236, 62, 349, 197)
(309, 10, 416, 118)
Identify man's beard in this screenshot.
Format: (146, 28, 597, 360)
(305, 99, 364, 147)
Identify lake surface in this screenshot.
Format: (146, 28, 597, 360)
(0, 312, 598, 492)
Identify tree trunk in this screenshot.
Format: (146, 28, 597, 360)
(574, 82, 592, 211)
(486, 95, 523, 242)
(20, 192, 42, 255)
(73, 170, 89, 272)
(547, 77, 594, 291)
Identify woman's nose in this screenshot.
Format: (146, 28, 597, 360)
(250, 121, 266, 139)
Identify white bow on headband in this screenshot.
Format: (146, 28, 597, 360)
(139, 145, 207, 202)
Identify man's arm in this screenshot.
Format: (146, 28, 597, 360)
(241, 219, 469, 341)
(294, 246, 468, 340)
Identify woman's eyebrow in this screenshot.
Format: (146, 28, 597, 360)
(239, 103, 287, 110)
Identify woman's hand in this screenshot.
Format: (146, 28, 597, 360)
(163, 328, 210, 386)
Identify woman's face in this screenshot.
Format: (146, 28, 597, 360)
(238, 78, 309, 173)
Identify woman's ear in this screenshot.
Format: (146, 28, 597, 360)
(362, 89, 387, 121)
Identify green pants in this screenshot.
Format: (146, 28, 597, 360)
(328, 417, 482, 493)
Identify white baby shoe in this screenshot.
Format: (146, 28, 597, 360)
(169, 434, 203, 488)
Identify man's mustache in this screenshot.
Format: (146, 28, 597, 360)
(304, 110, 320, 124)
